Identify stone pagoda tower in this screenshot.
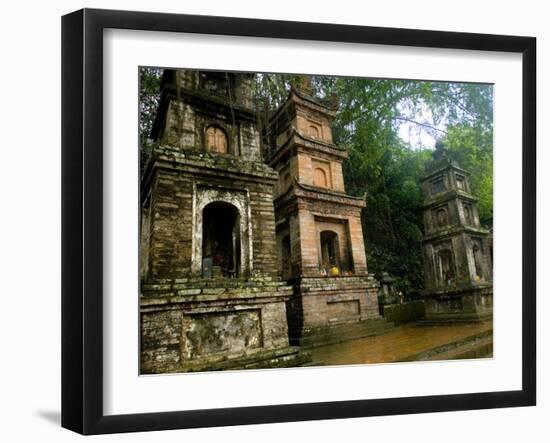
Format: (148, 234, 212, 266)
(266, 77, 384, 346)
(421, 141, 493, 322)
(139, 70, 309, 373)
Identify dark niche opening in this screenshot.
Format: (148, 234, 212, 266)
(320, 230, 340, 273)
(473, 240, 484, 281)
(464, 202, 474, 226)
(430, 176, 445, 194)
(281, 234, 292, 280)
(202, 201, 241, 278)
(436, 207, 448, 227)
(438, 249, 455, 286)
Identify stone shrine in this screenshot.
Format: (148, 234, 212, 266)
(266, 77, 384, 346)
(139, 70, 309, 373)
(421, 141, 493, 322)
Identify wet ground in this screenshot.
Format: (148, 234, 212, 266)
(310, 321, 493, 366)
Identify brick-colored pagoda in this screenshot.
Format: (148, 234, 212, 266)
(266, 77, 385, 346)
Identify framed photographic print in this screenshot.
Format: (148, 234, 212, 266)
(61, 8, 536, 435)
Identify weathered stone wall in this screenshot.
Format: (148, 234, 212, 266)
(289, 276, 380, 331)
(171, 70, 255, 109)
(423, 195, 481, 235)
(142, 148, 280, 281)
(464, 234, 493, 282)
(140, 279, 294, 373)
(140, 309, 183, 372)
(181, 309, 263, 359)
(158, 99, 261, 161)
(152, 70, 261, 162)
(295, 210, 319, 276)
(140, 203, 151, 281)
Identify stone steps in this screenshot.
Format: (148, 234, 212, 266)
(164, 346, 312, 373)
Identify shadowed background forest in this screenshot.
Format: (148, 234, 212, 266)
(140, 68, 493, 296)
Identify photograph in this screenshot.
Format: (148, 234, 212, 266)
(139, 68, 494, 374)
(0, 0, 543, 439)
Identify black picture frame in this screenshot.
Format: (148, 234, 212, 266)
(61, 8, 536, 435)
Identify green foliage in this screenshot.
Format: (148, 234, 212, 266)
(139, 67, 162, 171)
(444, 125, 493, 222)
(314, 77, 493, 293)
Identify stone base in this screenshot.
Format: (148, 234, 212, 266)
(143, 345, 311, 374)
(140, 277, 311, 374)
(421, 285, 493, 323)
(286, 275, 384, 346)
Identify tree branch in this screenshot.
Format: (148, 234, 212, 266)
(393, 117, 448, 134)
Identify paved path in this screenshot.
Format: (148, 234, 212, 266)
(310, 321, 493, 366)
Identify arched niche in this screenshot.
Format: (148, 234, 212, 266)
(437, 248, 456, 286)
(201, 201, 241, 278)
(320, 230, 340, 272)
(472, 239, 484, 281)
(436, 207, 448, 227)
(308, 125, 320, 139)
(314, 167, 328, 188)
(205, 125, 228, 154)
(192, 187, 251, 278)
(281, 234, 292, 279)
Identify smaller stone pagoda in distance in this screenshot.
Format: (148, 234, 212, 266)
(421, 141, 493, 322)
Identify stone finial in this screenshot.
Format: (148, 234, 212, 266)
(434, 139, 447, 159)
(293, 74, 315, 96)
(429, 138, 456, 170)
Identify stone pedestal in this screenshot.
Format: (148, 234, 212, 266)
(140, 277, 310, 373)
(422, 284, 493, 323)
(285, 275, 387, 346)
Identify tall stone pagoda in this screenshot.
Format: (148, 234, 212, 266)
(139, 70, 309, 373)
(266, 77, 384, 346)
(421, 141, 493, 322)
